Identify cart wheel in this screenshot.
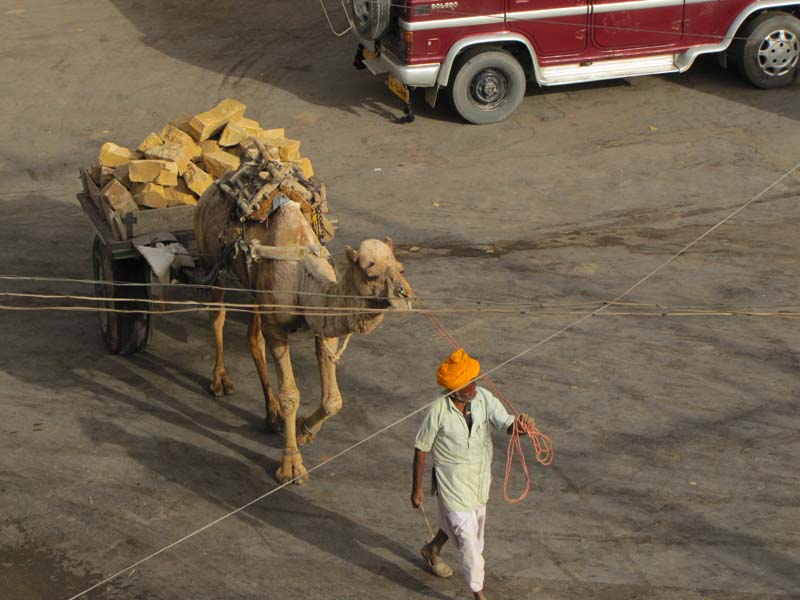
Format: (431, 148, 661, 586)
(92, 236, 152, 355)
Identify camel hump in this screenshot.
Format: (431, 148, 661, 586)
(271, 200, 320, 246)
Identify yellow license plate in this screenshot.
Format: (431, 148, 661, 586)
(387, 75, 410, 104)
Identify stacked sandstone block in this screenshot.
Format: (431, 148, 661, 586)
(90, 99, 314, 216)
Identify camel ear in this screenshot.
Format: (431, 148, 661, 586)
(345, 245, 359, 263)
(384, 236, 394, 251)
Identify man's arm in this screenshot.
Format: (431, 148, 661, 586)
(411, 448, 427, 508)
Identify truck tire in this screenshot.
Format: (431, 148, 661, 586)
(448, 49, 527, 124)
(351, 0, 391, 41)
(736, 12, 800, 89)
(92, 236, 152, 355)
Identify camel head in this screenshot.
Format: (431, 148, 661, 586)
(345, 237, 414, 310)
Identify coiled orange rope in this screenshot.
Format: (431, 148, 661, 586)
(424, 314, 553, 504)
(503, 413, 553, 504)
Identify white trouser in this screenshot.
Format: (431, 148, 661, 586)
(438, 497, 487, 593)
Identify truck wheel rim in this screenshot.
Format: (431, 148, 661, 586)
(352, 0, 369, 26)
(758, 29, 800, 77)
(469, 68, 509, 111)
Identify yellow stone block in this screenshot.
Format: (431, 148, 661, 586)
(165, 181, 198, 207)
(129, 160, 179, 186)
(101, 179, 138, 215)
(160, 124, 202, 160)
(237, 138, 264, 161)
(295, 158, 314, 179)
(199, 140, 220, 156)
(137, 132, 164, 153)
(166, 115, 194, 137)
(260, 137, 301, 162)
(144, 142, 192, 174)
(113, 163, 131, 188)
(131, 182, 168, 209)
(99, 142, 138, 168)
(203, 150, 240, 179)
(183, 162, 215, 196)
(241, 146, 260, 161)
(261, 128, 285, 138)
(188, 98, 247, 141)
(91, 163, 115, 187)
(279, 140, 301, 162)
(219, 117, 263, 147)
(156, 163, 179, 186)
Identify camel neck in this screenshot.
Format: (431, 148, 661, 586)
(307, 264, 385, 338)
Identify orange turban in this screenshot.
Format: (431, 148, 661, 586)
(436, 349, 480, 391)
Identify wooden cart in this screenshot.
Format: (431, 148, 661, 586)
(77, 169, 198, 355)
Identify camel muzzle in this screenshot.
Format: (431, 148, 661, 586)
(393, 282, 414, 309)
(366, 297, 392, 309)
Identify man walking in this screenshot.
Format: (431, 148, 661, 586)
(411, 348, 536, 600)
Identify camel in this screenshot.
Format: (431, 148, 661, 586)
(193, 185, 413, 484)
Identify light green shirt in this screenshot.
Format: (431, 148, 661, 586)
(415, 387, 514, 512)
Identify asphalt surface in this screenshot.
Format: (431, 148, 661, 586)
(1, 1, 799, 599)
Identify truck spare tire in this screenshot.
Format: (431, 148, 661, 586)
(351, 0, 391, 41)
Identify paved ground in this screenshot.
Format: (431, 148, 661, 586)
(1, 1, 799, 599)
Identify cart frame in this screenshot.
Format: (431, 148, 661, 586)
(77, 169, 197, 355)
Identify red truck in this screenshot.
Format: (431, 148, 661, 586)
(350, 0, 800, 123)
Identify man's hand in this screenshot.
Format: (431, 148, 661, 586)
(508, 413, 537, 434)
(411, 487, 424, 509)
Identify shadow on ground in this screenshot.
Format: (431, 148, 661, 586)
(79, 416, 453, 599)
(662, 55, 800, 121)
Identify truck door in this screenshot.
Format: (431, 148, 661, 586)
(591, 0, 685, 49)
(506, 0, 590, 57)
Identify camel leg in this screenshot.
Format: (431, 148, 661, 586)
(265, 324, 308, 485)
(247, 309, 281, 432)
(297, 336, 343, 446)
(209, 287, 235, 397)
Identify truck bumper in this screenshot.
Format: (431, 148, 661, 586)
(363, 48, 440, 88)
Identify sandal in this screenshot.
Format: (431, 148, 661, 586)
(420, 543, 453, 578)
